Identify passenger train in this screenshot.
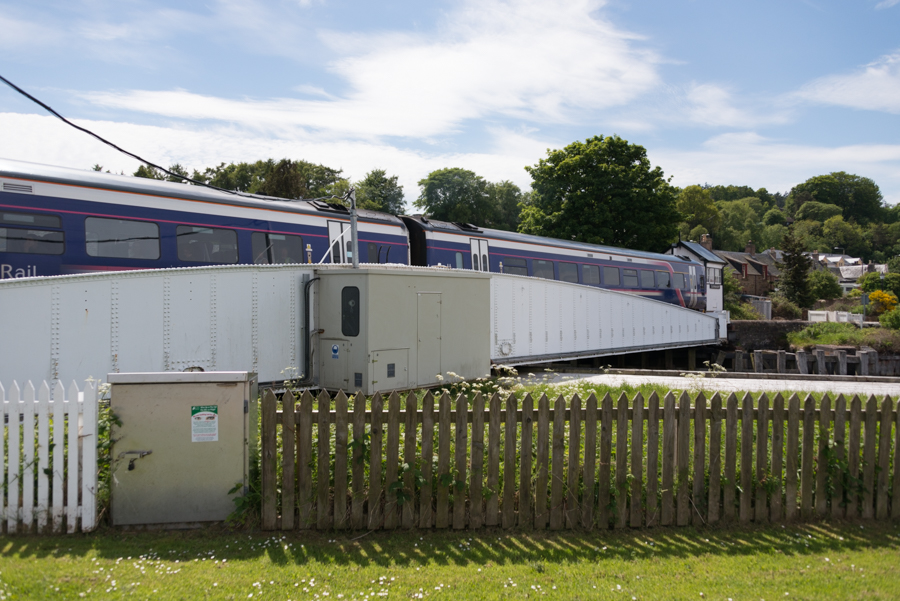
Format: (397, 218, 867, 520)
(0, 159, 706, 311)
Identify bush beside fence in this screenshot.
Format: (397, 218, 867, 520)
(1, 381, 98, 534)
(261, 389, 900, 531)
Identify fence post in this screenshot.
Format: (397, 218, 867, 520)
(298, 391, 314, 529)
(785, 394, 800, 521)
(661, 392, 676, 526)
(676, 392, 691, 526)
(383, 392, 401, 530)
(469, 393, 486, 529)
(317, 390, 332, 530)
(846, 396, 862, 518)
(567, 394, 582, 529)
(418, 392, 434, 529)
(351, 391, 366, 530)
(862, 396, 877, 519)
(403, 392, 418, 529)
(598, 393, 613, 529)
(519, 393, 534, 529)
(368, 392, 385, 529)
(260, 389, 277, 530)
(550, 395, 565, 530)
(800, 396, 815, 519)
(646, 392, 660, 528)
(831, 395, 846, 519)
(435, 392, 451, 529)
(7, 382, 21, 534)
(535, 394, 550, 529)
(755, 393, 769, 523)
(815, 395, 831, 517)
(876, 397, 892, 519)
(81, 380, 98, 532)
(485, 393, 500, 527)
(582, 393, 598, 529)
(502, 394, 518, 529)
(282, 389, 297, 531)
(453, 393, 468, 530)
(65, 381, 80, 534)
(770, 393, 784, 522)
(740, 394, 753, 523)
(616, 393, 630, 528)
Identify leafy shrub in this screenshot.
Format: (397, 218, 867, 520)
(807, 269, 842, 301)
(868, 290, 899, 316)
(880, 308, 900, 330)
(771, 295, 802, 320)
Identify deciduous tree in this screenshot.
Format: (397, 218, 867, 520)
(355, 169, 405, 215)
(519, 135, 678, 252)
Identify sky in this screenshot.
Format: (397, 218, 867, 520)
(1, 0, 899, 209)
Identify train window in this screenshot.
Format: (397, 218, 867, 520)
(1, 211, 61, 229)
(656, 271, 671, 288)
(0, 227, 64, 255)
(559, 262, 578, 283)
(341, 286, 360, 337)
(623, 269, 639, 288)
(251, 232, 304, 264)
(583, 264, 601, 285)
(85, 217, 159, 260)
(603, 266, 620, 286)
(673, 273, 686, 289)
(177, 226, 238, 263)
(472, 253, 480, 271)
(367, 242, 379, 263)
(455, 252, 463, 269)
(503, 257, 528, 276)
(533, 260, 555, 280)
(640, 270, 655, 289)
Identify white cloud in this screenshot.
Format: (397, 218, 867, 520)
(875, 0, 899, 9)
(654, 132, 900, 204)
(79, 0, 662, 139)
(794, 51, 900, 113)
(0, 112, 537, 206)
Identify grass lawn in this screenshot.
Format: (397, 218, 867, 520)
(1, 522, 899, 600)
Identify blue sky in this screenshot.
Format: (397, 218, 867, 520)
(2, 0, 899, 208)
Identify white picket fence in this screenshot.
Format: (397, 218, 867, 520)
(1, 380, 98, 534)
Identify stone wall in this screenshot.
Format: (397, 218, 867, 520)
(726, 320, 809, 351)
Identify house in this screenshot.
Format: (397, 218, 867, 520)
(666, 234, 727, 312)
(806, 252, 887, 294)
(713, 240, 779, 296)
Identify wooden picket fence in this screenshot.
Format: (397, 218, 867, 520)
(1, 380, 99, 534)
(260, 389, 900, 531)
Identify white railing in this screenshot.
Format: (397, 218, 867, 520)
(1, 380, 98, 534)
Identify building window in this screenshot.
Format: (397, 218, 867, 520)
(177, 226, 238, 263)
(533, 260, 555, 280)
(503, 257, 528, 276)
(85, 217, 159, 259)
(583, 264, 601, 285)
(559, 262, 579, 283)
(706, 266, 722, 287)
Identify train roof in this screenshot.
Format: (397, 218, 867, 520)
(403, 215, 699, 265)
(0, 157, 406, 227)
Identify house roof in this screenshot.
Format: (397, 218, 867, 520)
(713, 249, 781, 279)
(673, 240, 726, 265)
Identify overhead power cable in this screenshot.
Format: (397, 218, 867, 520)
(0, 72, 350, 205)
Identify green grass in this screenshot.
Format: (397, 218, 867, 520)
(1, 523, 899, 599)
(786, 321, 900, 353)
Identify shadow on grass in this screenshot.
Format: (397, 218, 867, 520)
(2, 520, 898, 569)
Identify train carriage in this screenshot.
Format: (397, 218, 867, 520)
(402, 215, 706, 311)
(0, 159, 410, 279)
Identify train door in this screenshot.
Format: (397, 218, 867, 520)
(687, 265, 699, 309)
(327, 221, 349, 263)
(470, 238, 490, 272)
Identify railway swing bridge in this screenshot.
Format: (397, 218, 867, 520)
(0, 264, 723, 393)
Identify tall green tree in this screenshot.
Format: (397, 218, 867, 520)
(133, 163, 189, 183)
(677, 185, 720, 238)
(486, 180, 523, 231)
(414, 168, 493, 225)
(807, 269, 842, 301)
(778, 227, 816, 308)
(355, 169, 405, 215)
(519, 135, 679, 252)
(189, 159, 346, 199)
(788, 172, 884, 224)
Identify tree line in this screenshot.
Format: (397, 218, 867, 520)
(123, 135, 899, 260)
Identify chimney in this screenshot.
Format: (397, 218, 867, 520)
(812, 252, 819, 264)
(745, 240, 756, 255)
(700, 234, 713, 251)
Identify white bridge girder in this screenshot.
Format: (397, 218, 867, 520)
(490, 273, 720, 365)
